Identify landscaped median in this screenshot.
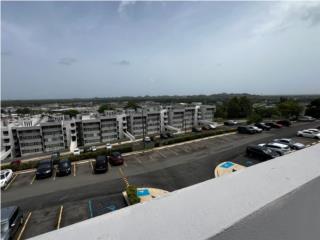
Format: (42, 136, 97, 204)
(123, 185, 169, 205)
(0, 128, 237, 172)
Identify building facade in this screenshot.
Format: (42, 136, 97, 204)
(1, 103, 215, 159)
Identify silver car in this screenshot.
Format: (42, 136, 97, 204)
(273, 138, 305, 150)
(259, 142, 291, 155)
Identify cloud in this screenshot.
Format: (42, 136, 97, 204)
(117, 1, 136, 17)
(253, 2, 320, 36)
(58, 57, 77, 66)
(113, 60, 131, 66)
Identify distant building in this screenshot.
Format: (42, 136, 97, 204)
(1, 103, 215, 160)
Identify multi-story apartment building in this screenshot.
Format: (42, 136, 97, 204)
(0, 103, 215, 159)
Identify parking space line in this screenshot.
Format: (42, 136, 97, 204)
(167, 148, 179, 156)
(108, 162, 112, 169)
(30, 174, 36, 185)
(118, 167, 129, 187)
(157, 151, 167, 159)
(56, 206, 64, 230)
(90, 160, 94, 172)
(123, 161, 128, 167)
(53, 168, 57, 181)
(149, 155, 155, 161)
(134, 156, 142, 164)
(73, 163, 76, 177)
(4, 174, 17, 191)
(16, 211, 32, 240)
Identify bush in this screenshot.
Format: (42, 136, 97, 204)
(126, 185, 140, 205)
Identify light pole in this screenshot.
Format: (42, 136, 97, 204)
(142, 110, 146, 150)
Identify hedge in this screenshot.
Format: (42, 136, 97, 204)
(1, 160, 39, 171)
(126, 185, 140, 205)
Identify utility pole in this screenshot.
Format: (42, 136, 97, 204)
(142, 110, 145, 150)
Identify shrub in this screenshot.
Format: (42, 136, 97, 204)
(126, 185, 140, 205)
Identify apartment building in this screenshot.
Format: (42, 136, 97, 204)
(0, 103, 215, 159)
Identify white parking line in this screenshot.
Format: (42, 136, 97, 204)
(167, 148, 179, 156)
(157, 151, 167, 159)
(123, 161, 128, 167)
(134, 156, 142, 164)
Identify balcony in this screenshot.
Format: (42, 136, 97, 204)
(30, 144, 320, 240)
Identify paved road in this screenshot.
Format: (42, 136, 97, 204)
(1, 121, 319, 239)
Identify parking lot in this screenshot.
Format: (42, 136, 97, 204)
(2, 121, 320, 239)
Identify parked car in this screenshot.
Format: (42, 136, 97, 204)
(94, 155, 108, 173)
(73, 148, 81, 155)
(166, 132, 174, 138)
(109, 152, 124, 166)
(144, 136, 152, 143)
(258, 143, 291, 155)
(84, 146, 97, 153)
(160, 133, 168, 139)
(51, 151, 60, 165)
(106, 143, 112, 150)
(265, 122, 283, 128)
(202, 125, 211, 130)
(298, 116, 316, 122)
(246, 145, 280, 160)
(276, 120, 291, 127)
(297, 130, 320, 139)
(1, 169, 13, 189)
(307, 128, 320, 133)
(192, 127, 202, 132)
(224, 120, 238, 126)
(57, 159, 72, 176)
(1, 206, 24, 240)
(255, 122, 271, 131)
(249, 125, 262, 133)
(273, 138, 305, 150)
(237, 126, 256, 134)
(36, 160, 53, 179)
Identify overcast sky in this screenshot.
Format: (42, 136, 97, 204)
(1, 1, 320, 100)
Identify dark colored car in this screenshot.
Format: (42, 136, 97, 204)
(255, 123, 271, 131)
(1, 206, 24, 240)
(51, 152, 60, 165)
(202, 125, 211, 130)
(192, 127, 202, 132)
(265, 122, 283, 128)
(276, 120, 291, 127)
(109, 152, 124, 166)
(166, 132, 174, 138)
(36, 160, 53, 179)
(224, 120, 238, 126)
(57, 159, 71, 176)
(246, 145, 280, 160)
(160, 133, 168, 139)
(94, 155, 108, 173)
(237, 126, 256, 134)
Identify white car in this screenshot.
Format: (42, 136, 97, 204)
(90, 146, 97, 152)
(259, 142, 291, 155)
(297, 130, 320, 139)
(208, 124, 216, 129)
(1, 169, 13, 189)
(73, 148, 81, 155)
(106, 143, 112, 150)
(307, 129, 320, 133)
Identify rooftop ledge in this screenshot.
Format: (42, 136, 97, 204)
(31, 144, 320, 240)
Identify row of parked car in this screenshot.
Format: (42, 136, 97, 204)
(245, 127, 320, 161)
(237, 120, 292, 134)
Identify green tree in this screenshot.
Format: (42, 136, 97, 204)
(16, 108, 32, 115)
(238, 96, 252, 118)
(247, 112, 263, 124)
(215, 104, 227, 118)
(63, 109, 79, 117)
(226, 97, 241, 118)
(125, 101, 140, 110)
(277, 100, 302, 118)
(305, 98, 320, 119)
(98, 104, 114, 113)
(255, 106, 280, 119)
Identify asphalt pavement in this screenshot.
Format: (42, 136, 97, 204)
(2, 121, 319, 239)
